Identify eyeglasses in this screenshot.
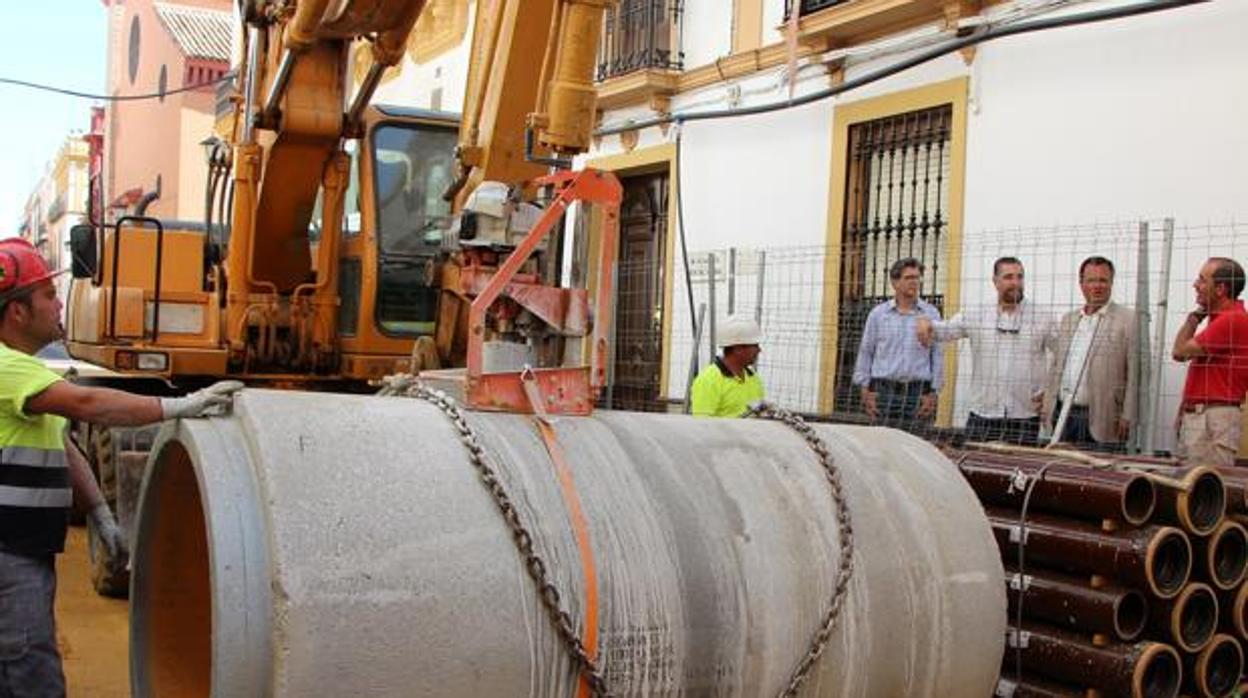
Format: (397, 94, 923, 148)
(996, 315, 1022, 334)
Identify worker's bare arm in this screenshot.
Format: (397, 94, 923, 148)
(26, 381, 163, 426)
(1171, 312, 1208, 361)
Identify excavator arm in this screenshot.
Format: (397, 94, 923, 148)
(420, 0, 621, 415)
(222, 0, 428, 367)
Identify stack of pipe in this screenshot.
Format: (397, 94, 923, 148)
(952, 449, 1248, 698)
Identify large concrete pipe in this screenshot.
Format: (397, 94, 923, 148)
(129, 390, 1006, 697)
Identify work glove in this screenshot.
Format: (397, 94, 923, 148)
(89, 502, 128, 573)
(160, 380, 245, 419)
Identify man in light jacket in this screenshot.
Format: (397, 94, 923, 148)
(1042, 256, 1137, 450)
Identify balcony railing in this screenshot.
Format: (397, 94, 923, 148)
(597, 0, 684, 82)
(784, 0, 850, 18)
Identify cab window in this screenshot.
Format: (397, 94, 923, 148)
(371, 123, 457, 336)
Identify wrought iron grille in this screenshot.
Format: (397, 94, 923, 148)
(597, 0, 684, 82)
(783, 0, 850, 19)
(833, 104, 953, 413)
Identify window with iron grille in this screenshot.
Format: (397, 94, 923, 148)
(597, 0, 683, 82)
(833, 104, 953, 413)
(783, 0, 849, 19)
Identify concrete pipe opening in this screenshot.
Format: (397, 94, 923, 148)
(1174, 583, 1219, 653)
(1182, 469, 1226, 536)
(1134, 643, 1181, 698)
(130, 390, 1006, 697)
(1149, 529, 1193, 598)
(1115, 589, 1149, 642)
(1210, 522, 1248, 589)
(1122, 476, 1157, 526)
(131, 440, 212, 697)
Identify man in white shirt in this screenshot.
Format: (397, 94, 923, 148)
(1042, 256, 1137, 451)
(917, 257, 1056, 445)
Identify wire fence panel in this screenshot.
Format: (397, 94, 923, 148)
(612, 218, 1248, 456)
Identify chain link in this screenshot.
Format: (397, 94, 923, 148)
(746, 402, 856, 698)
(381, 377, 611, 696)
(380, 376, 853, 697)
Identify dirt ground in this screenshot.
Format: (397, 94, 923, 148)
(54, 526, 130, 697)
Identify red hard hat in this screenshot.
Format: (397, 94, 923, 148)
(0, 238, 64, 300)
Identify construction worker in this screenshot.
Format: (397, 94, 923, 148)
(1172, 257, 1248, 467)
(690, 315, 765, 418)
(0, 238, 239, 695)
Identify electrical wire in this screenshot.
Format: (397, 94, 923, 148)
(0, 72, 236, 102)
(597, 0, 1208, 137)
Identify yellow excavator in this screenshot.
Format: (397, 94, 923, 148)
(63, 0, 618, 595)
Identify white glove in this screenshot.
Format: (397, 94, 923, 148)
(160, 380, 244, 419)
(89, 502, 128, 572)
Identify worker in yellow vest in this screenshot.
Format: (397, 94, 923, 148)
(0, 238, 239, 696)
(690, 315, 766, 417)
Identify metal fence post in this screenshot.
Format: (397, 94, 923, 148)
(728, 247, 737, 316)
(755, 250, 766, 327)
(684, 303, 708, 414)
(604, 260, 619, 410)
(707, 252, 718, 358)
(1146, 218, 1175, 454)
(1132, 221, 1151, 455)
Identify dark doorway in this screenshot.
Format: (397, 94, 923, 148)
(611, 170, 669, 411)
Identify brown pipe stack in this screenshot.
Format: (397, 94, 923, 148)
(1152, 466, 1226, 536)
(1005, 565, 1148, 641)
(1215, 467, 1248, 516)
(1182, 633, 1243, 698)
(955, 448, 1248, 695)
(1146, 582, 1219, 653)
(987, 507, 1192, 598)
(1216, 583, 1248, 642)
(1008, 624, 1181, 698)
(960, 453, 1156, 525)
(1195, 520, 1248, 591)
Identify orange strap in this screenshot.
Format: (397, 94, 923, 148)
(523, 370, 599, 697)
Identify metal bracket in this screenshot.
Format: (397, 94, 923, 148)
(1008, 573, 1032, 591)
(1007, 525, 1030, 545)
(1007, 468, 1029, 495)
(1006, 629, 1030, 649)
(994, 678, 1017, 697)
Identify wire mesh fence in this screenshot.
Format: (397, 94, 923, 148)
(608, 218, 1248, 456)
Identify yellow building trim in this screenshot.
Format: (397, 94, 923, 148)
(816, 76, 969, 425)
(596, 0, 978, 113)
(408, 0, 471, 64)
(587, 143, 679, 402)
(733, 0, 765, 54)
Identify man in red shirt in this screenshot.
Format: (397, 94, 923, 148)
(1172, 257, 1248, 467)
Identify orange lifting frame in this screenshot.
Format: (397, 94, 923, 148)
(463, 168, 621, 416)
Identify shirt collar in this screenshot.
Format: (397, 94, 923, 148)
(888, 298, 927, 313)
(1081, 302, 1110, 318)
(715, 356, 754, 379)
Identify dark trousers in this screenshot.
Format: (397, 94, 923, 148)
(965, 412, 1039, 446)
(0, 551, 63, 698)
(871, 379, 931, 430)
(1054, 401, 1123, 453)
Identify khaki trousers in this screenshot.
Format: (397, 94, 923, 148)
(1178, 405, 1243, 468)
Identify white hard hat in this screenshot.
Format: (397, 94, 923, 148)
(718, 316, 762, 348)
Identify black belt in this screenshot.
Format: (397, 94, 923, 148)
(871, 378, 932, 394)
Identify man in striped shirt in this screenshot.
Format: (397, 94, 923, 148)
(0, 238, 238, 695)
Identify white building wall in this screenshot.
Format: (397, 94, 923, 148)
(681, 0, 733, 69)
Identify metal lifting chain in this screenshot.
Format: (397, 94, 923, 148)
(746, 402, 856, 698)
(385, 378, 612, 697)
